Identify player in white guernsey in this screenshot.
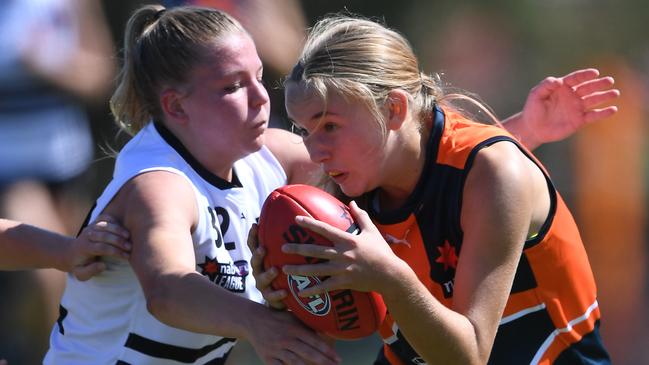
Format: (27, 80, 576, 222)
(45, 5, 338, 365)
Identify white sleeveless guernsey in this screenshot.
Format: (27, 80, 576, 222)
(45, 122, 287, 365)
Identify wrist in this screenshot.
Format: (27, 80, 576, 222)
(376, 257, 418, 301)
(503, 112, 541, 150)
(54, 235, 76, 273)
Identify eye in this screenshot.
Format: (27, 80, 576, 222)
(323, 122, 338, 132)
(224, 82, 242, 93)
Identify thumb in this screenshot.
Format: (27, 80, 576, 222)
(73, 262, 107, 281)
(348, 200, 373, 233)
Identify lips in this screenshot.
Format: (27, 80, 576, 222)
(325, 170, 347, 185)
(252, 120, 267, 129)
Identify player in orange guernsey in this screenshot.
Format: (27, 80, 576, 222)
(251, 14, 618, 364)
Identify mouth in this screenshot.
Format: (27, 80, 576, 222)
(325, 170, 347, 184)
(253, 120, 267, 129)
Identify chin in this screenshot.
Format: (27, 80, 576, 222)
(250, 132, 265, 148)
(339, 184, 364, 199)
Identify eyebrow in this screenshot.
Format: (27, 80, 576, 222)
(309, 111, 338, 122)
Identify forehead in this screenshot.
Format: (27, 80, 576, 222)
(286, 83, 351, 124)
(193, 32, 261, 78)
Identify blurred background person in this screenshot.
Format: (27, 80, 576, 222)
(0, 0, 115, 363)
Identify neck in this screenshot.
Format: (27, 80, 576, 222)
(377, 121, 430, 211)
(155, 121, 236, 183)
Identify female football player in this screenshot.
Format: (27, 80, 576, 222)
(253, 14, 617, 365)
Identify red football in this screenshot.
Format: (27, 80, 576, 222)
(257, 184, 386, 339)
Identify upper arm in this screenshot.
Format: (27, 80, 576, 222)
(453, 142, 545, 355)
(264, 128, 320, 184)
(106, 171, 198, 296)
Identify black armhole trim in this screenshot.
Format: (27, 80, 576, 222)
(75, 202, 97, 237)
(153, 122, 242, 189)
(462, 136, 558, 249)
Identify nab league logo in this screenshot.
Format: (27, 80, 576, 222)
(287, 275, 331, 316)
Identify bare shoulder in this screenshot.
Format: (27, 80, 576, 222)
(105, 170, 198, 231)
(469, 141, 536, 188)
(263, 127, 305, 158)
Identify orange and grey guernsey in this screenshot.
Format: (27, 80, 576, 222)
(366, 106, 610, 365)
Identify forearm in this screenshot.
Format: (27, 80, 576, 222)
(380, 261, 485, 364)
(0, 219, 70, 271)
(146, 272, 265, 340)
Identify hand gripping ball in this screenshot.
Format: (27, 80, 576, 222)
(257, 184, 386, 339)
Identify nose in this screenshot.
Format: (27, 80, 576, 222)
(303, 134, 330, 164)
(250, 79, 270, 108)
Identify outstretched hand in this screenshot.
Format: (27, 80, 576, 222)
(505, 68, 620, 150)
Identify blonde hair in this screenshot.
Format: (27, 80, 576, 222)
(110, 5, 245, 135)
(285, 14, 499, 137)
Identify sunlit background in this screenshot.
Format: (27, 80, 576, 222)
(0, 1, 646, 364)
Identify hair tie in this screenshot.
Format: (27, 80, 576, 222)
(290, 61, 305, 81)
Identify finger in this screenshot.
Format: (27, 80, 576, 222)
(89, 241, 131, 259)
(349, 200, 377, 233)
(87, 229, 132, 251)
(262, 287, 288, 307)
(256, 265, 279, 290)
(283, 262, 338, 277)
(528, 77, 562, 100)
(292, 333, 340, 364)
(294, 216, 350, 243)
(73, 261, 107, 281)
(573, 77, 616, 97)
(247, 223, 259, 252)
(95, 213, 119, 224)
(583, 106, 619, 124)
(250, 246, 266, 273)
(297, 277, 346, 297)
(562, 68, 600, 87)
(277, 350, 305, 365)
(282, 243, 338, 259)
(581, 89, 620, 109)
(92, 220, 130, 239)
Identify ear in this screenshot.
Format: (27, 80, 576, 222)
(160, 88, 189, 125)
(385, 89, 409, 131)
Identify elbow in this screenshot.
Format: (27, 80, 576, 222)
(144, 283, 174, 321)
